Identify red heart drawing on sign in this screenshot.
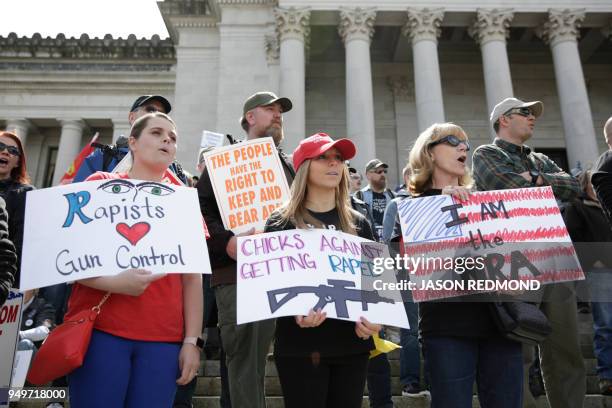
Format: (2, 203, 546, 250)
(116, 222, 151, 246)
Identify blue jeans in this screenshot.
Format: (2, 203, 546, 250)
(587, 268, 612, 379)
(400, 300, 420, 387)
(69, 330, 181, 408)
(423, 336, 522, 408)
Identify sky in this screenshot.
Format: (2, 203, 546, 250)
(0, 0, 169, 39)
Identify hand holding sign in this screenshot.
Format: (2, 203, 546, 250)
(355, 317, 382, 340)
(295, 309, 327, 328)
(226, 227, 256, 261)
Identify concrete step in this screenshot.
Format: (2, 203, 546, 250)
(12, 395, 612, 408)
(193, 373, 607, 396)
(188, 395, 612, 408)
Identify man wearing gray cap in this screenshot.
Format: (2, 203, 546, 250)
(357, 159, 395, 242)
(196, 91, 295, 408)
(472, 97, 583, 408)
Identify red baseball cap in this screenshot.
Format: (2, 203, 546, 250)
(292, 133, 356, 171)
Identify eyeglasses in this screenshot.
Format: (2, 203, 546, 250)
(429, 135, 470, 151)
(504, 107, 533, 118)
(0, 142, 21, 156)
(374, 169, 387, 175)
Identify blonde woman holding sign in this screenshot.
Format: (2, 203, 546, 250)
(408, 123, 522, 408)
(264, 133, 380, 408)
(63, 112, 204, 407)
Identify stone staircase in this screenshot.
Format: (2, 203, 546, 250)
(12, 312, 612, 408)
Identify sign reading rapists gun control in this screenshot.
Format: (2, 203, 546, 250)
(20, 179, 211, 291)
(236, 229, 409, 328)
(204, 137, 290, 234)
(397, 187, 584, 302)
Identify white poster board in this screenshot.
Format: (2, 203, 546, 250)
(20, 178, 211, 290)
(201, 131, 225, 148)
(204, 137, 291, 234)
(0, 290, 23, 406)
(236, 229, 409, 328)
(398, 187, 583, 302)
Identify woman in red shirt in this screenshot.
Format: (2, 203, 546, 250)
(64, 112, 203, 408)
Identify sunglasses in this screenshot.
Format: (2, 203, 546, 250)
(504, 107, 533, 118)
(0, 142, 20, 156)
(350, 175, 362, 180)
(429, 135, 470, 151)
(374, 169, 387, 174)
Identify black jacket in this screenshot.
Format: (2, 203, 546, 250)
(0, 179, 33, 287)
(0, 197, 17, 306)
(592, 150, 612, 228)
(196, 148, 294, 287)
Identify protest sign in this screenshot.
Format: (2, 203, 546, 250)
(236, 229, 408, 328)
(10, 350, 33, 395)
(20, 178, 211, 291)
(397, 187, 583, 302)
(0, 290, 23, 406)
(204, 137, 290, 234)
(201, 130, 225, 148)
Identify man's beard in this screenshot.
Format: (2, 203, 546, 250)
(263, 124, 284, 146)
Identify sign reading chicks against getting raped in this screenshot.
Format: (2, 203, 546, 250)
(19, 178, 211, 291)
(203, 137, 291, 234)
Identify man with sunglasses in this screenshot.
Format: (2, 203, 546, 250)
(472, 97, 583, 408)
(355, 158, 395, 408)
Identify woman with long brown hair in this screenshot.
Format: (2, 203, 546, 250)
(264, 133, 381, 408)
(0, 131, 33, 287)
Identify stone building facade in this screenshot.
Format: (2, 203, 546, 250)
(1, 0, 611, 188)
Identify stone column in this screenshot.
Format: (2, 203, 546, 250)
(388, 76, 416, 181)
(468, 9, 514, 132)
(338, 7, 377, 172)
(265, 33, 280, 95)
(112, 119, 131, 143)
(403, 8, 445, 133)
(274, 7, 310, 151)
(537, 9, 599, 169)
(4, 119, 32, 145)
(53, 120, 85, 185)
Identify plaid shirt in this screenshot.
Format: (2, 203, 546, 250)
(472, 138, 580, 201)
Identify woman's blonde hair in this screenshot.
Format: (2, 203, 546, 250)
(274, 159, 358, 235)
(408, 122, 473, 196)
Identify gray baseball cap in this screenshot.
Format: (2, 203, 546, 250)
(490, 97, 543, 130)
(365, 159, 388, 173)
(240, 91, 292, 130)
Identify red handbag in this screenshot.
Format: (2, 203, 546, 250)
(26, 292, 110, 385)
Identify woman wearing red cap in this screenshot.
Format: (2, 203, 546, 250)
(264, 133, 381, 408)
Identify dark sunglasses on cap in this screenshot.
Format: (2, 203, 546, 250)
(504, 107, 533, 118)
(0, 142, 21, 156)
(429, 135, 470, 151)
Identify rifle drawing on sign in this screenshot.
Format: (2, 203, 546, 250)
(267, 279, 395, 318)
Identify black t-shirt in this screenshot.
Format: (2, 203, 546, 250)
(415, 189, 501, 339)
(264, 207, 376, 357)
(371, 191, 388, 240)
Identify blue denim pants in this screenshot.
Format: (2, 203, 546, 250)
(422, 335, 523, 408)
(588, 269, 612, 379)
(400, 299, 420, 387)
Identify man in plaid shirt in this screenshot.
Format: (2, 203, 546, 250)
(472, 97, 584, 408)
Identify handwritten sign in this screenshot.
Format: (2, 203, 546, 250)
(20, 179, 211, 291)
(398, 187, 584, 302)
(204, 137, 290, 234)
(0, 290, 22, 406)
(201, 130, 225, 148)
(236, 229, 408, 328)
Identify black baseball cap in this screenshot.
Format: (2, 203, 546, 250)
(130, 95, 172, 114)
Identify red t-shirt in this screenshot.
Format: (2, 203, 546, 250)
(64, 171, 205, 342)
